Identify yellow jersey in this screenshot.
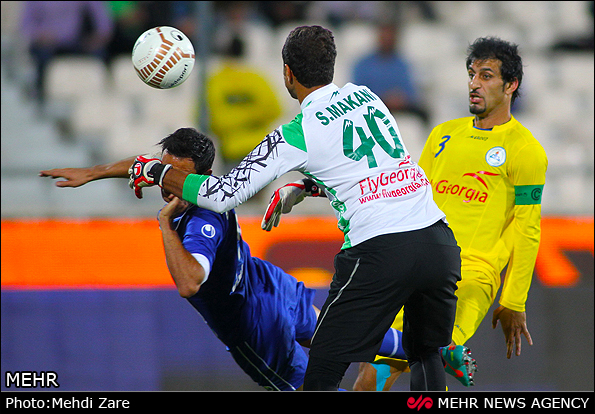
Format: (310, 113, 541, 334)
(418, 116, 548, 311)
(207, 61, 282, 162)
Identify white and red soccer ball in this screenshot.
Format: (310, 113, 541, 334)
(132, 26, 195, 89)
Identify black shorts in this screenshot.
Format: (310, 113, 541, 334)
(309, 220, 461, 363)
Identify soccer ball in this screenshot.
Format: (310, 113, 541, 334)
(132, 26, 195, 89)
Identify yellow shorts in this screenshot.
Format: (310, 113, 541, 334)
(373, 269, 498, 364)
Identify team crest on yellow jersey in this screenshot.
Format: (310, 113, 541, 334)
(486, 146, 506, 167)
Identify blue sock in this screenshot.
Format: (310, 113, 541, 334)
(371, 363, 392, 391)
(378, 328, 406, 360)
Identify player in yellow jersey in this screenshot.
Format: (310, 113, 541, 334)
(349, 36, 548, 390)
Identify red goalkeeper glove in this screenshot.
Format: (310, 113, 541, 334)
(261, 179, 322, 231)
(128, 155, 172, 199)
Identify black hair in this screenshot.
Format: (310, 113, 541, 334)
(466, 37, 523, 104)
(158, 128, 215, 174)
(281, 25, 336, 88)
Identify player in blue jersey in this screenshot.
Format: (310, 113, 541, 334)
(40, 127, 404, 391)
(155, 128, 318, 391)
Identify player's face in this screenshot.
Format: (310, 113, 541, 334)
(467, 58, 510, 117)
(160, 151, 194, 209)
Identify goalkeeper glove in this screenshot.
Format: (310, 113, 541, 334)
(128, 155, 172, 199)
(261, 179, 322, 231)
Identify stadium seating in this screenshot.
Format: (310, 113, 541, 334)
(1, 1, 593, 217)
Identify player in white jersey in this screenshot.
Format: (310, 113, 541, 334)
(129, 25, 461, 391)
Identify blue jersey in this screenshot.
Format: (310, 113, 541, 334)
(170, 205, 317, 390)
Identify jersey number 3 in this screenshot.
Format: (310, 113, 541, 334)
(342, 106, 405, 168)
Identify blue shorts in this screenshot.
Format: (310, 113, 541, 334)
(228, 259, 317, 390)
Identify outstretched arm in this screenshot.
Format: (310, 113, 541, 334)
(133, 129, 308, 212)
(39, 156, 137, 187)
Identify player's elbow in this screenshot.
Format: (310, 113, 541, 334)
(176, 274, 204, 298)
(177, 283, 201, 298)
(208, 202, 234, 214)
(171, 258, 206, 298)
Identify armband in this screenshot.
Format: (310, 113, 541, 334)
(515, 184, 544, 205)
(182, 174, 209, 204)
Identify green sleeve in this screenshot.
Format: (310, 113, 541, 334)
(182, 174, 209, 204)
(281, 113, 307, 152)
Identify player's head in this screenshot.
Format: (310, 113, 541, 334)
(158, 128, 215, 206)
(158, 127, 215, 175)
(466, 37, 523, 115)
(282, 25, 336, 96)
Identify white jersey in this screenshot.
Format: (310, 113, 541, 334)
(184, 83, 446, 248)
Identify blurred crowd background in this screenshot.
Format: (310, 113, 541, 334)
(1, 0, 593, 219)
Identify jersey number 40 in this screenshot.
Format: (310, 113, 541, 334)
(343, 106, 405, 168)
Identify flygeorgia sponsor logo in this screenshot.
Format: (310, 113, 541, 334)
(433, 171, 499, 203)
(357, 166, 430, 204)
